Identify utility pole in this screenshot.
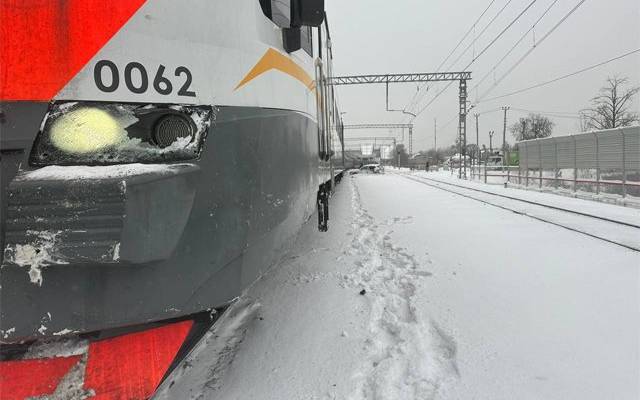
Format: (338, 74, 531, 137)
(502, 106, 510, 166)
(458, 79, 468, 179)
(408, 125, 413, 156)
(434, 118, 437, 150)
(489, 130, 494, 153)
(474, 113, 479, 168)
(434, 118, 437, 165)
(394, 138, 398, 168)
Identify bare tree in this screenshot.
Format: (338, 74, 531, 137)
(581, 76, 639, 130)
(425, 148, 445, 164)
(394, 143, 409, 166)
(466, 143, 479, 160)
(510, 113, 554, 141)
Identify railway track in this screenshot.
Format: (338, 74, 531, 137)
(397, 173, 640, 252)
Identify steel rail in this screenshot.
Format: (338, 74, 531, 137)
(406, 174, 640, 228)
(397, 173, 640, 252)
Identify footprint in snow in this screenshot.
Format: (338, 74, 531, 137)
(345, 177, 457, 399)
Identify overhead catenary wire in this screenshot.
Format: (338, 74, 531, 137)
(510, 107, 580, 116)
(476, 48, 640, 103)
(424, 0, 587, 146)
(437, 113, 461, 132)
(439, 107, 503, 131)
(436, 104, 582, 145)
(473, 0, 538, 63)
(402, 0, 499, 115)
(435, 0, 499, 73)
(510, 108, 581, 119)
(411, 0, 539, 119)
(406, 0, 514, 115)
(440, 105, 581, 135)
(476, 0, 589, 102)
(470, 0, 560, 95)
(443, 0, 517, 76)
(421, 47, 636, 148)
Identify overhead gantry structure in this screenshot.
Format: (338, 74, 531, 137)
(327, 72, 471, 84)
(343, 123, 413, 154)
(328, 72, 472, 177)
(343, 136, 400, 167)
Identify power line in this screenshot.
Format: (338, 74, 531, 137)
(510, 107, 580, 116)
(444, 107, 579, 131)
(405, 1, 498, 109)
(476, 108, 504, 116)
(423, 0, 588, 138)
(443, 0, 516, 74)
(440, 113, 461, 130)
(476, 0, 589, 102)
(407, 0, 515, 114)
(470, 0, 560, 95)
(477, 48, 640, 102)
(402, 0, 498, 114)
(439, 108, 502, 133)
(412, 0, 539, 119)
(473, 0, 538, 63)
(436, 0, 498, 73)
(510, 108, 581, 119)
(423, 0, 612, 147)
(432, 106, 580, 149)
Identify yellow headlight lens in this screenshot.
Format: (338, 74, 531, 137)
(49, 107, 126, 154)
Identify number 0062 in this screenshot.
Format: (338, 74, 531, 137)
(94, 60, 196, 97)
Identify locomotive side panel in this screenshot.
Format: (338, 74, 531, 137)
(0, 0, 330, 342)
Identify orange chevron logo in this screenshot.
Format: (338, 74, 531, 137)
(235, 48, 315, 91)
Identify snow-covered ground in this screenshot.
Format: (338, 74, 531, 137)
(415, 170, 640, 225)
(156, 173, 639, 400)
(394, 170, 640, 251)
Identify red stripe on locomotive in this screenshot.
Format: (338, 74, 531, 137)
(0, 0, 147, 100)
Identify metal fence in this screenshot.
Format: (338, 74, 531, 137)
(470, 165, 519, 182)
(470, 126, 640, 198)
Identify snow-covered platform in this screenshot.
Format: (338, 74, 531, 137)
(156, 172, 639, 400)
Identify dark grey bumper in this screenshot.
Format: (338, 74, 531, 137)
(2, 163, 199, 269)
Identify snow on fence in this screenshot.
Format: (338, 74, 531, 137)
(518, 126, 640, 198)
(470, 126, 640, 200)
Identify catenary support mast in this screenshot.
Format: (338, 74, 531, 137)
(328, 72, 471, 164)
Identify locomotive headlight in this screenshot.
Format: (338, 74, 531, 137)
(49, 107, 125, 154)
(31, 102, 213, 166)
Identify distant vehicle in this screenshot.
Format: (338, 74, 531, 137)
(486, 154, 504, 166)
(408, 153, 430, 170)
(446, 153, 471, 169)
(360, 163, 384, 173)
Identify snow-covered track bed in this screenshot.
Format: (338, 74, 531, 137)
(397, 173, 640, 252)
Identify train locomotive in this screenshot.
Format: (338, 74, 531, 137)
(0, 0, 344, 397)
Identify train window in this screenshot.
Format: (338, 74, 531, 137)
(259, 0, 291, 28)
(259, 0, 271, 18)
(301, 26, 312, 56)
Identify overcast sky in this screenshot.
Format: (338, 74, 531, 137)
(325, 0, 640, 152)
